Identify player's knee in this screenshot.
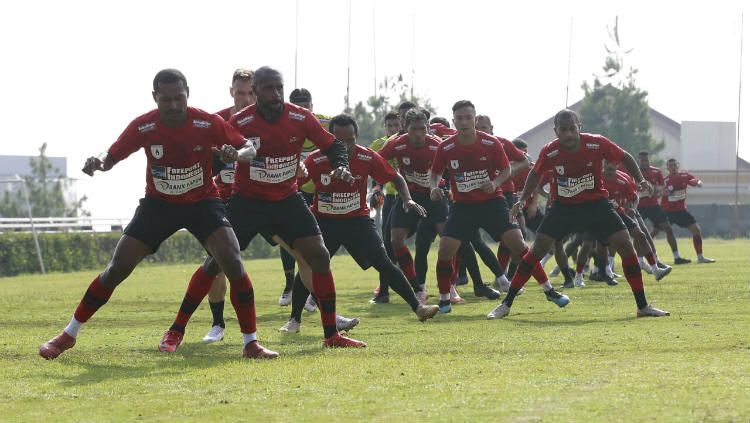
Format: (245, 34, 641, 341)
(304, 246, 330, 273)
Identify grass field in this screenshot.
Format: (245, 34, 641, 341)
(1, 238, 748, 422)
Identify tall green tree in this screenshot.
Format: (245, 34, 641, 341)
(0, 143, 88, 218)
(344, 74, 436, 144)
(578, 18, 665, 157)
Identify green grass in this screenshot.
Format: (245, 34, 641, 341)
(1, 239, 748, 422)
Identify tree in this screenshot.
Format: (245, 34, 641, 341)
(578, 18, 665, 158)
(0, 143, 88, 218)
(344, 74, 436, 144)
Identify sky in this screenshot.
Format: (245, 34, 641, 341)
(1, 0, 749, 218)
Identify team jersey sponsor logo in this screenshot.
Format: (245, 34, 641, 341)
(546, 149, 559, 158)
(248, 154, 298, 183)
(219, 167, 235, 184)
(402, 157, 411, 165)
(317, 191, 360, 215)
(151, 162, 204, 195)
(236, 115, 254, 126)
(395, 144, 407, 151)
(150, 144, 164, 159)
(667, 188, 686, 202)
(357, 153, 372, 161)
(481, 138, 495, 146)
(443, 142, 456, 151)
(321, 174, 331, 186)
(193, 119, 211, 128)
(586, 143, 600, 149)
(247, 137, 261, 149)
(404, 169, 430, 187)
(450, 160, 459, 169)
(454, 169, 490, 192)
(193, 145, 203, 152)
(290, 136, 298, 144)
(556, 173, 595, 198)
(313, 155, 329, 164)
(138, 122, 156, 133)
(555, 165, 564, 175)
(429, 145, 438, 151)
(289, 111, 306, 121)
(480, 156, 487, 161)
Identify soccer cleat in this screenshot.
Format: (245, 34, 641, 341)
(243, 341, 279, 359)
(561, 278, 574, 289)
(450, 295, 465, 304)
(158, 330, 183, 353)
(279, 318, 301, 333)
(278, 289, 292, 306)
(642, 263, 654, 274)
(588, 271, 601, 282)
(637, 304, 671, 317)
(202, 325, 225, 343)
(455, 275, 469, 286)
(415, 290, 428, 305)
(674, 257, 692, 265)
(544, 289, 570, 308)
(304, 294, 318, 312)
(415, 304, 440, 322)
(323, 333, 367, 348)
(656, 261, 670, 269)
(486, 302, 511, 320)
(600, 272, 619, 286)
(336, 315, 360, 331)
(697, 256, 716, 264)
(438, 299, 452, 314)
(493, 275, 510, 292)
(473, 284, 501, 300)
(549, 265, 561, 277)
(573, 274, 585, 288)
(39, 331, 76, 360)
(653, 265, 673, 281)
(369, 292, 390, 304)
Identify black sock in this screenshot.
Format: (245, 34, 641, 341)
(633, 291, 648, 310)
(209, 301, 225, 328)
(283, 271, 295, 292)
(290, 273, 309, 323)
(503, 287, 522, 307)
(377, 260, 419, 312)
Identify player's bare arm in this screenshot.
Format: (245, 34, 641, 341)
(429, 168, 444, 201)
(620, 152, 653, 196)
(481, 167, 511, 193)
(392, 173, 427, 218)
(512, 169, 541, 217)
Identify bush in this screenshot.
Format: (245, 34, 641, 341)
(0, 231, 277, 277)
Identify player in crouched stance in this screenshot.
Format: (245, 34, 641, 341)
(488, 109, 669, 319)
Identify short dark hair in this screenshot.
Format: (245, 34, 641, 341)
(452, 100, 475, 113)
(384, 111, 399, 122)
(398, 101, 418, 112)
(404, 108, 428, 128)
(512, 138, 528, 150)
(153, 69, 187, 91)
(329, 114, 359, 136)
(289, 88, 312, 104)
(666, 158, 677, 164)
(476, 114, 492, 124)
(638, 150, 650, 156)
(232, 68, 254, 84)
(430, 117, 450, 127)
(253, 66, 283, 86)
(553, 109, 580, 127)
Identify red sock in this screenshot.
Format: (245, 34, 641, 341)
(692, 235, 703, 255)
(510, 249, 541, 289)
(645, 252, 657, 266)
(312, 271, 337, 338)
(74, 275, 115, 323)
(172, 267, 216, 332)
(436, 259, 453, 295)
(621, 254, 644, 293)
(394, 246, 417, 281)
(575, 262, 584, 273)
(229, 273, 256, 334)
(497, 244, 512, 272)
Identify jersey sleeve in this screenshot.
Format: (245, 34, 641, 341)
(304, 109, 336, 150)
(600, 136, 626, 162)
(493, 139, 511, 171)
(377, 138, 396, 160)
(531, 144, 551, 175)
(214, 115, 246, 148)
(107, 121, 143, 163)
(370, 151, 398, 185)
(500, 138, 526, 162)
(685, 172, 699, 186)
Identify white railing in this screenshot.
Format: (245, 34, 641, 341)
(0, 217, 130, 233)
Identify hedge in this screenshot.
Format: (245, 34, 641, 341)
(0, 231, 275, 277)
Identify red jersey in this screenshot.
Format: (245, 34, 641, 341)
(532, 133, 626, 205)
(303, 145, 396, 219)
(496, 136, 527, 193)
(213, 107, 238, 201)
(638, 165, 665, 207)
(108, 107, 246, 205)
(604, 170, 638, 213)
(378, 133, 441, 193)
(229, 103, 336, 201)
(215, 106, 234, 121)
(513, 166, 531, 194)
(662, 171, 698, 212)
(431, 132, 510, 204)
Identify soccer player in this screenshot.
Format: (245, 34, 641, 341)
(279, 114, 440, 332)
(658, 158, 716, 263)
(203, 68, 256, 344)
(39, 69, 279, 360)
(636, 151, 684, 264)
(488, 109, 670, 319)
(430, 100, 559, 314)
(160, 66, 366, 349)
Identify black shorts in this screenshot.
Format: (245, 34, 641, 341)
(504, 191, 518, 206)
(124, 197, 230, 253)
(637, 205, 668, 226)
(443, 197, 519, 242)
(227, 192, 321, 249)
(317, 216, 388, 270)
(381, 194, 397, 233)
(619, 211, 637, 231)
(300, 190, 314, 206)
(523, 207, 544, 232)
(666, 209, 697, 228)
(538, 199, 626, 242)
(391, 191, 448, 236)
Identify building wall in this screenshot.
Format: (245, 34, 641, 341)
(679, 121, 737, 171)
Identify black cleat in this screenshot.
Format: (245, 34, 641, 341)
(674, 257, 692, 265)
(369, 293, 390, 304)
(473, 284, 501, 300)
(561, 279, 574, 289)
(600, 273, 619, 286)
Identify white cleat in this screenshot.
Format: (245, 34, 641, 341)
(697, 256, 716, 264)
(573, 274, 585, 288)
(336, 315, 360, 331)
(279, 318, 301, 333)
(653, 265, 673, 281)
(304, 294, 317, 312)
(637, 304, 670, 317)
(487, 303, 511, 320)
(641, 263, 654, 274)
(278, 290, 292, 306)
(493, 275, 510, 292)
(202, 325, 225, 343)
